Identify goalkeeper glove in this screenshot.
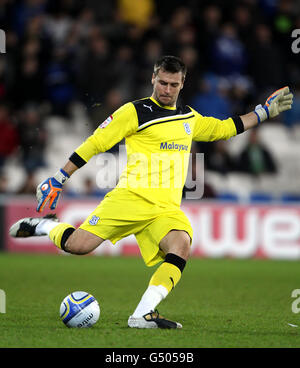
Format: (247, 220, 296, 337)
(36, 169, 69, 213)
(254, 86, 293, 123)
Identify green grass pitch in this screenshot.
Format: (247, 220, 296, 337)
(1, 253, 300, 348)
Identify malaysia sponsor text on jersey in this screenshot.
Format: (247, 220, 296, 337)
(160, 142, 188, 152)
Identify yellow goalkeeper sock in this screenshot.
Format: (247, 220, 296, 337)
(149, 262, 181, 292)
(149, 253, 185, 292)
(49, 223, 75, 251)
(131, 253, 186, 317)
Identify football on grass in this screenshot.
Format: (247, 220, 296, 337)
(60, 291, 100, 328)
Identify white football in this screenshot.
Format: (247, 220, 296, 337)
(60, 291, 100, 328)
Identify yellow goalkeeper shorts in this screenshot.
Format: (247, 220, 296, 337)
(79, 188, 193, 267)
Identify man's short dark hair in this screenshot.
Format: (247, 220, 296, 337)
(154, 55, 187, 80)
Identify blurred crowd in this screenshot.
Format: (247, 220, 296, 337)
(0, 0, 300, 197)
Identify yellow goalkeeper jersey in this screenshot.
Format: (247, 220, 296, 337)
(70, 97, 243, 209)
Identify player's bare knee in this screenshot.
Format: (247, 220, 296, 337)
(64, 233, 89, 255)
(179, 230, 191, 246)
(179, 236, 191, 260)
(175, 232, 190, 256)
(65, 241, 90, 255)
(160, 230, 191, 260)
(64, 230, 104, 255)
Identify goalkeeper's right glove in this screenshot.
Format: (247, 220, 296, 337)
(254, 86, 293, 123)
(36, 169, 69, 213)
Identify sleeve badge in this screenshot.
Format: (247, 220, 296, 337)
(99, 115, 113, 129)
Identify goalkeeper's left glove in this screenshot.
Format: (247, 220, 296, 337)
(36, 169, 69, 213)
(254, 86, 293, 123)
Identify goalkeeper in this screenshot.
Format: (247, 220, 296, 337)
(10, 56, 293, 329)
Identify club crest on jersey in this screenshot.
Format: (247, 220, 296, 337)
(89, 215, 100, 225)
(183, 122, 191, 135)
(99, 115, 113, 129)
